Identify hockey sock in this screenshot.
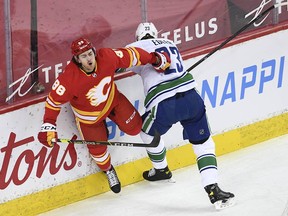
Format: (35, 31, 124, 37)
(140, 131, 168, 169)
(192, 136, 218, 187)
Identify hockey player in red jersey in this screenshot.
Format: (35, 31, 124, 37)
(38, 37, 170, 193)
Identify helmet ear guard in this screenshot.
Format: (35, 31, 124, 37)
(71, 37, 96, 56)
(135, 22, 158, 41)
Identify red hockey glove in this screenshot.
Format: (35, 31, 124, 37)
(151, 52, 171, 72)
(38, 123, 58, 148)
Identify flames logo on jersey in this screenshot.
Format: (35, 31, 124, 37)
(86, 77, 111, 106)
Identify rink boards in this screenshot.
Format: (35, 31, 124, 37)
(0, 29, 288, 215)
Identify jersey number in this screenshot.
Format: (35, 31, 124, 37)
(155, 46, 184, 74)
(52, 79, 66, 96)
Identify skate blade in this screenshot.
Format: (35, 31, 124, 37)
(147, 177, 176, 184)
(214, 197, 235, 210)
(167, 178, 176, 183)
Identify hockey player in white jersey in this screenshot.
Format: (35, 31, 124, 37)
(125, 22, 235, 210)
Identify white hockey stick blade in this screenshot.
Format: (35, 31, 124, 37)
(214, 197, 236, 210)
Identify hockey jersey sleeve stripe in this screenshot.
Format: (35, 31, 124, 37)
(45, 95, 62, 111)
(46, 94, 62, 107)
(126, 47, 141, 67)
(45, 102, 61, 111)
(47, 94, 62, 105)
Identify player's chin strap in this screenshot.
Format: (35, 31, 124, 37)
(186, 0, 288, 72)
(52, 131, 160, 148)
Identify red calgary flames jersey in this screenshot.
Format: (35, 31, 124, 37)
(44, 47, 154, 125)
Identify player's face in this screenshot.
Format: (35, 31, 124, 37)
(78, 49, 96, 72)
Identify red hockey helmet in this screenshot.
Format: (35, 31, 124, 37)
(71, 37, 94, 56)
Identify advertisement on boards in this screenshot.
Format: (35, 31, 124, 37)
(1, 29, 288, 204)
(186, 30, 288, 134)
(0, 0, 288, 208)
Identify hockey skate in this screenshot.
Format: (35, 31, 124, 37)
(205, 183, 235, 210)
(143, 166, 175, 182)
(104, 166, 121, 193)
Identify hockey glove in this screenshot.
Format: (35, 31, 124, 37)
(151, 52, 171, 72)
(38, 123, 58, 148)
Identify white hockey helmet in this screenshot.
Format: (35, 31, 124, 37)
(135, 22, 158, 41)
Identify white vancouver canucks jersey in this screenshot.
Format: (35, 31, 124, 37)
(126, 38, 197, 111)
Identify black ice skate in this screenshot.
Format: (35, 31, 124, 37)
(205, 183, 235, 210)
(104, 166, 121, 193)
(143, 166, 173, 182)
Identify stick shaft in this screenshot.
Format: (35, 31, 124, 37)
(55, 139, 151, 147)
(53, 131, 160, 148)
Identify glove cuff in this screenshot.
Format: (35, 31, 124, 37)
(151, 52, 161, 66)
(40, 123, 57, 132)
(152, 52, 170, 71)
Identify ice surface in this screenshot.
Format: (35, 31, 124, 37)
(38, 134, 288, 216)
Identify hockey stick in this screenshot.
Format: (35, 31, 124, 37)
(187, 1, 288, 72)
(52, 131, 160, 148)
